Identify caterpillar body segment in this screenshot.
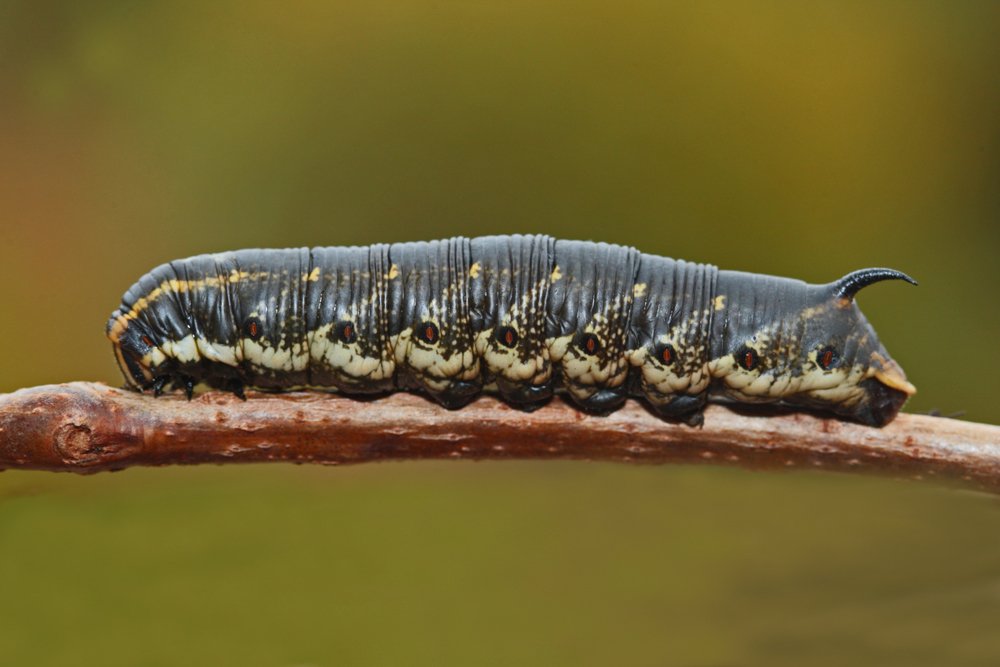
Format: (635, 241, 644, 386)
(108, 235, 916, 427)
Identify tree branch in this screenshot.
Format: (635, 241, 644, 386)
(1, 382, 998, 492)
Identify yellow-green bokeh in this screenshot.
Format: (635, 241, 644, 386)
(1, 2, 998, 664)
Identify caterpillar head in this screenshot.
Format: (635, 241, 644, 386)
(106, 311, 187, 390)
(795, 269, 917, 426)
(108, 313, 157, 388)
(718, 268, 917, 427)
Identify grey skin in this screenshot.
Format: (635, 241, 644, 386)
(107, 236, 916, 427)
(697, 268, 917, 427)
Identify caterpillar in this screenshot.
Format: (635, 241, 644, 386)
(107, 235, 916, 427)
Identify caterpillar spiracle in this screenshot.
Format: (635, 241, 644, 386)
(107, 235, 916, 427)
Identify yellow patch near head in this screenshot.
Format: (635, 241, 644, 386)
(869, 352, 917, 395)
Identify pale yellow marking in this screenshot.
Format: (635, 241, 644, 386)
(630, 333, 711, 397)
(714, 295, 727, 311)
(633, 283, 647, 297)
(309, 323, 394, 381)
(479, 325, 549, 384)
(394, 320, 480, 386)
(546, 335, 573, 362)
(167, 278, 212, 293)
(872, 368, 916, 395)
(869, 352, 917, 395)
(303, 267, 320, 282)
(550, 266, 562, 281)
(162, 335, 201, 363)
(556, 326, 628, 388)
(196, 339, 240, 366)
(388, 264, 399, 280)
(241, 337, 308, 373)
(108, 316, 131, 341)
(145, 348, 166, 367)
(469, 262, 482, 279)
(110, 271, 266, 340)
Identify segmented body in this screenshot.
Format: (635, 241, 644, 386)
(108, 235, 916, 426)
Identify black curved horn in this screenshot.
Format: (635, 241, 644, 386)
(833, 268, 917, 300)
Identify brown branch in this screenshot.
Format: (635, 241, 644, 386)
(1, 382, 999, 492)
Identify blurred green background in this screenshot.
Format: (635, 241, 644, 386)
(1, 1, 999, 664)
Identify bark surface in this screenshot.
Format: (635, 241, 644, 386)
(1, 383, 997, 493)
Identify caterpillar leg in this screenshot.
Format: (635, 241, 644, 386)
(430, 380, 481, 410)
(649, 394, 707, 427)
(141, 373, 197, 400)
(140, 375, 170, 397)
(507, 398, 551, 413)
(496, 378, 553, 404)
(572, 388, 628, 413)
(174, 375, 195, 400)
(152, 376, 170, 397)
(227, 379, 247, 401)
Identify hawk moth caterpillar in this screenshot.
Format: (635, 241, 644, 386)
(108, 235, 916, 426)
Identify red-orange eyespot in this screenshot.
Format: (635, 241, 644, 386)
(141, 336, 153, 347)
(737, 346, 759, 371)
(497, 326, 518, 348)
(656, 343, 676, 366)
(338, 321, 357, 344)
(244, 317, 263, 340)
(818, 347, 838, 370)
(579, 334, 600, 356)
(418, 321, 439, 345)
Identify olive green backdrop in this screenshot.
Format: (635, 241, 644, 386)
(1, 2, 998, 665)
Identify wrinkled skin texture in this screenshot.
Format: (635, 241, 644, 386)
(107, 236, 915, 427)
